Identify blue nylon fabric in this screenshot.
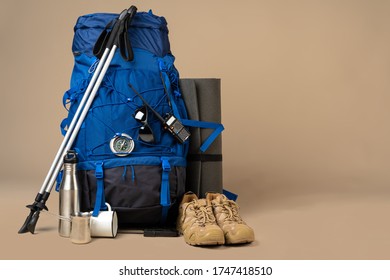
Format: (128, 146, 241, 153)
(72, 12, 170, 57)
(60, 118, 68, 136)
(223, 189, 238, 202)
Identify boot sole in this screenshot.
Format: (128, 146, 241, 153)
(178, 230, 225, 246)
(189, 240, 225, 246)
(225, 238, 254, 245)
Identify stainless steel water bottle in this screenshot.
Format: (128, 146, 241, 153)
(58, 150, 80, 237)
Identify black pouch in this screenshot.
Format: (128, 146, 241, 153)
(78, 163, 186, 227)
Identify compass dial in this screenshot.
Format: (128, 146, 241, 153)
(110, 133, 135, 156)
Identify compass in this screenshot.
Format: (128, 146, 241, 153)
(109, 133, 135, 156)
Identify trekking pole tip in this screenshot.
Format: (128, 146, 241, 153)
(18, 209, 40, 234)
(18, 192, 50, 234)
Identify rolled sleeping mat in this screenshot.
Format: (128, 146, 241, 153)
(179, 78, 223, 198)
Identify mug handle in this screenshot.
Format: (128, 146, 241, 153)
(90, 202, 112, 215)
(104, 203, 112, 211)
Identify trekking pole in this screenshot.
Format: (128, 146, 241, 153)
(19, 5, 137, 234)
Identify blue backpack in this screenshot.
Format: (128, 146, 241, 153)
(60, 10, 222, 226)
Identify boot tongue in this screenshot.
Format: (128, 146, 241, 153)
(197, 199, 207, 207)
(212, 194, 227, 205)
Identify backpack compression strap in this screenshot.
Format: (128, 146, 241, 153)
(92, 162, 108, 217)
(182, 120, 224, 152)
(160, 157, 171, 224)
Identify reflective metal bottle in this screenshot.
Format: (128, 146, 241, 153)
(58, 150, 80, 237)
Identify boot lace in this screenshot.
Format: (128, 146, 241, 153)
(182, 200, 216, 227)
(220, 200, 243, 223)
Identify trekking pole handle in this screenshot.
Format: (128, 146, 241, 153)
(118, 6, 137, 61)
(127, 5, 137, 19)
(106, 6, 137, 49)
(118, 8, 129, 20)
(105, 10, 126, 48)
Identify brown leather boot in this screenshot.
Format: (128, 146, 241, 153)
(207, 193, 255, 244)
(177, 192, 225, 246)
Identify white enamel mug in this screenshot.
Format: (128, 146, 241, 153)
(90, 203, 118, 237)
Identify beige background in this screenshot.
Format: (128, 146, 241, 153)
(1, 0, 390, 259)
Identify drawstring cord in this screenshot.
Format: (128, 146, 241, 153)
(42, 210, 71, 222)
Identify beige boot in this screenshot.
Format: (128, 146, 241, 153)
(207, 193, 255, 244)
(177, 192, 225, 246)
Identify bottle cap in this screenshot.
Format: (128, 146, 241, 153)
(63, 150, 78, 164)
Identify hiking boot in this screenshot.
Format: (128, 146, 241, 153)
(177, 192, 225, 246)
(207, 193, 255, 244)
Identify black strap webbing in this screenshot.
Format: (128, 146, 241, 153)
(187, 154, 222, 162)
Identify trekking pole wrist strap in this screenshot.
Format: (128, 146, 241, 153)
(93, 6, 137, 61)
